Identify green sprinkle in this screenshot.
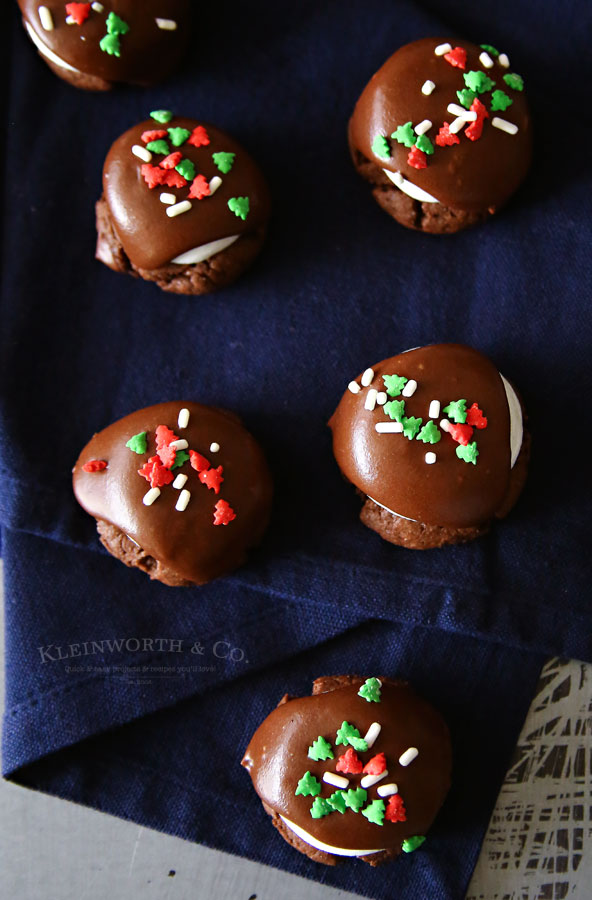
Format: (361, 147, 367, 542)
(99, 34, 121, 56)
(343, 787, 367, 812)
(372, 135, 391, 159)
(362, 799, 385, 826)
(383, 373, 408, 397)
(228, 196, 250, 220)
(146, 140, 170, 155)
(171, 450, 189, 470)
(310, 797, 332, 819)
(335, 721, 368, 752)
(402, 835, 426, 853)
(391, 122, 416, 148)
(176, 159, 196, 181)
(327, 791, 347, 814)
(212, 151, 235, 174)
(416, 421, 441, 444)
(457, 88, 477, 109)
(150, 110, 173, 124)
(168, 127, 191, 148)
(308, 736, 334, 762)
(125, 432, 147, 455)
(295, 771, 321, 797)
(463, 70, 495, 94)
(503, 72, 524, 91)
(490, 89, 513, 111)
(358, 677, 382, 703)
(106, 12, 129, 35)
(402, 416, 422, 440)
(456, 442, 479, 465)
(480, 44, 499, 57)
(415, 134, 434, 155)
(383, 399, 406, 422)
(443, 399, 467, 423)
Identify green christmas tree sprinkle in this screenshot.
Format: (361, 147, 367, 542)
(126, 432, 147, 455)
(308, 736, 334, 762)
(391, 122, 416, 148)
(295, 771, 321, 797)
(212, 151, 236, 174)
(327, 791, 347, 814)
(402, 416, 422, 440)
(372, 135, 391, 159)
(457, 88, 477, 109)
(150, 110, 173, 124)
(463, 70, 495, 94)
(415, 134, 434, 155)
(171, 450, 189, 470)
(335, 721, 368, 752)
(503, 72, 524, 91)
(480, 44, 499, 56)
(402, 835, 426, 853)
(310, 797, 332, 819)
(490, 89, 513, 111)
(358, 677, 382, 703)
(175, 159, 196, 182)
(383, 399, 406, 422)
(168, 127, 191, 148)
(228, 197, 250, 220)
(146, 139, 170, 156)
(343, 787, 367, 812)
(362, 799, 386, 826)
(99, 34, 122, 56)
(456, 442, 479, 465)
(443, 399, 467, 423)
(416, 421, 441, 444)
(383, 373, 408, 397)
(106, 12, 129, 35)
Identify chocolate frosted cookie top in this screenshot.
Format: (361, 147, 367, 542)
(19, 1, 190, 85)
(242, 677, 451, 858)
(73, 402, 273, 585)
(102, 114, 271, 270)
(349, 37, 531, 211)
(329, 344, 524, 528)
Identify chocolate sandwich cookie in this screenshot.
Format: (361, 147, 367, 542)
(349, 38, 531, 233)
(329, 344, 529, 549)
(73, 402, 273, 585)
(242, 675, 451, 866)
(18, 2, 190, 91)
(96, 112, 271, 294)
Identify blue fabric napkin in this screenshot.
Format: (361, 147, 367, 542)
(1, 0, 591, 897)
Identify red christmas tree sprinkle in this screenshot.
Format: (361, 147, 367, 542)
(138, 456, 174, 489)
(82, 459, 107, 473)
(466, 402, 488, 429)
(407, 145, 427, 169)
(213, 499, 236, 526)
(189, 450, 210, 473)
(362, 752, 387, 776)
(448, 423, 474, 446)
(65, 2, 90, 25)
(155, 424, 179, 449)
(465, 98, 489, 141)
(141, 129, 168, 144)
(335, 748, 364, 775)
(141, 164, 166, 189)
(385, 794, 407, 823)
(162, 170, 187, 189)
(157, 443, 176, 469)
(188, 174, 211, 199)
(187, 126, 210, 148)
(435, 122, 460, 147)
(199, 465, 224, 494)
(444, 46, 467, 69)
(159, 151, 183, 170)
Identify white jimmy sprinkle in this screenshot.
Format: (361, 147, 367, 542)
(447, 103, 477, 120)
(348, 381, 361, 394)
(169, 439, 188, 451)
(440, 418, 451, 433)
(178, 407, 190, 429)
(209, 175, 223, 195)
(376, 392, 387, 406)
(392, 171, 405, 187)
(65, 15, 75, 24)
(449, 117, 468, 134)
(492, 117, 518, 135)
(402, 379, 417, 397)
(166, 200, 192, 218)
(363, 722, 382, 749)
(364, 389, 378, 411)
(375, 422, 403, 433)
(429, 400, 441, 418)
(155, 18, 177, 30)
(209, 442, 220, 453)
(38, 6, 54, 30)
(434, 42, 452, 56)
(498, 53, 510, 68)
(399, 747, 419, 767)
(143, 487, 160, 506)
(425, 452, 437, 465)
(479, 51, 494, 68)
(414, 120, 432, 136)
(360, 770, 388, 789)
(172, 473, 188, 490)
(421, 79, 435, 95)
(377, 783, 399, 798)
(323, 772, 349, 789)
(132, 144, 152, 163)
(160, 192, 176, 205)
(175, 489, 191, 511)
(361, 367, 374, 387)
(91, 2, 105, 11)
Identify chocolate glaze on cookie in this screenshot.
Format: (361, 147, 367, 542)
(73, 402, 273, 585)
(242, 676, 451, 865)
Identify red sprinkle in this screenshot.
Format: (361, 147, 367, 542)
(157, 444, 176, 469)
(162, 170, 187, 189)
(160, 151, 183, 170)
(335, 748, 364, 775)
(187, 126, 210, 148)
(444, 46, 467, 69)
(466, 402, 488, 429)
(82, 459, 107, 473)
(138, 456, 174, 489)
(465, 98, 489, 141)
(189, 450, 210, 473)
(385, 794, 407, 823)
(435, 122, 460, 147)
(65, 2, 90, 25)
(141, 164, 166, 189)
(448, 423, 474, 446)
(213, 499, 236, 526)
(188, 175, 211, 200)
(199, 465, 224, 494)
(407, 145, 427, 169)
(141, 129, 168, 144)
(362, 752, 387, 776)
(155, 425, 178, 449)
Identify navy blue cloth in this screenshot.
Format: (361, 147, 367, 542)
(1, 0, 591, 897)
